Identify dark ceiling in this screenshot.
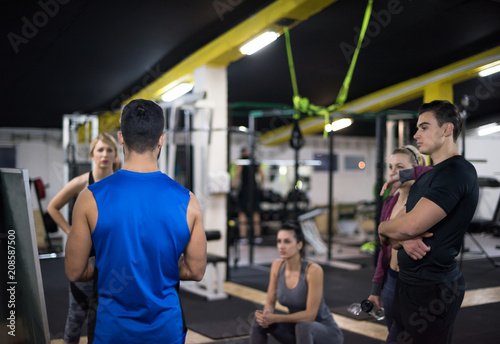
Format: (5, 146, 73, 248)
(2, 0, 500, 137)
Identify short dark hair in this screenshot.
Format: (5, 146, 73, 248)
(281, 219, 306, 258)
(418, 100, 462, 142)
(121, 99, 164, 153)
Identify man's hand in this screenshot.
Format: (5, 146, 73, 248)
(400, 232, 433, 260)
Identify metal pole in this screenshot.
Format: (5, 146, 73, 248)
(460, 95, 469, 157)
(374, 113, 386, 266)
(226, 129, 232, 280)
(462, 111, 467, 157)
(248, 115, 256, 265)
(184, 110, 192, 190)
(327, 129, 334, 261)
(294, 147, 299, 217)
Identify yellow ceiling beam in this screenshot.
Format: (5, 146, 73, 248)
(260, 45, 500, 146)
(423, 82, 453, 103)
(97, 0, 339, 133)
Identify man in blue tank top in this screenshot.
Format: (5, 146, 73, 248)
(65, 99, 207, 344)
(379, 100, 479, 344)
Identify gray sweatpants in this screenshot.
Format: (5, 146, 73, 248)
(250, 318, 344, 344)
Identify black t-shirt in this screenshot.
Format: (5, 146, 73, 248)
(398, 155, 479, 286)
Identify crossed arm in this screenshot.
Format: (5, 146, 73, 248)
(379, 197, 446, 247)
(379, 165, 441, 259)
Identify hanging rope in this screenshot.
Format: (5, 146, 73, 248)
(284, 0, 374, 136)
(284, 26, 300, 120)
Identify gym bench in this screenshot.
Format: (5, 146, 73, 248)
(180, 230, 228, 300)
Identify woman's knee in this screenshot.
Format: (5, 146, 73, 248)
(295, 321, 314, 335)
(250, 316, 260, 328)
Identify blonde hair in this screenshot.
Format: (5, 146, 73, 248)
(392, 145, 426, 166)
(89, 132, 119, 159)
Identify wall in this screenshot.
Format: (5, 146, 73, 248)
(3, 127, 499, 239)
(230, 133, 378, 206)
(465, 133, 500, 176)
(465, 132, 500, 220)
(0, 128, 64, 213)
(231, 131, 500, 221)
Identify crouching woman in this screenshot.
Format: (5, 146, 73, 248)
(250, 220, 343, 344)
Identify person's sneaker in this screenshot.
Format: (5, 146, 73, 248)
(253, 237, 263, 244)
(238, 238, 249, 245)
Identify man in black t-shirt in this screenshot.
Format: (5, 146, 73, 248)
(379, 100, 479, 344)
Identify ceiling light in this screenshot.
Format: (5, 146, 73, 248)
(326, 118, 353, 132)
(161, 83, 193, 102)
(477, 123, 500, 136)
(240, 31, 279, 55)
(478, 62, 500, 77)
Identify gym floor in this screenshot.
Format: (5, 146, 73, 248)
(44, 232, 500, 343)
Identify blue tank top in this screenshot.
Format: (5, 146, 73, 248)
(88, 170, 191, 344)
(277, 260, 335, 327)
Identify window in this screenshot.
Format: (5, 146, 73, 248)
(344, 155, 366, 171)
(313, 153, 337, 171)
(0, 147, 16, 168)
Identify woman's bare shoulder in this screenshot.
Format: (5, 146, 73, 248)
(306, 261, 324, 276)
(71, 172, 90, 189)
(270, 259, 285, 273)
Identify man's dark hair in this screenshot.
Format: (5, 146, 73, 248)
(418, 100, 463, 142)
(121, 99, 164, 153)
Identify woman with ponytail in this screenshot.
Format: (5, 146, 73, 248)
(368, 145, 432, 343)
(250, 220, 343, 344)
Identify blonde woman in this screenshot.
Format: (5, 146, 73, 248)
(48, 132, 118, 344)
(369, 145, 431, 344)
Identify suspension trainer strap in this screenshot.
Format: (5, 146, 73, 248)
(283, 0, 374, 136)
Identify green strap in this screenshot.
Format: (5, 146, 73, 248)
(330, 0, 373, 110)
(284, 26, 300, 119)
(283, 0, 373, 134)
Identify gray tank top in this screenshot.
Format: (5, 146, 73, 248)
(277, 260, 335, 326)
